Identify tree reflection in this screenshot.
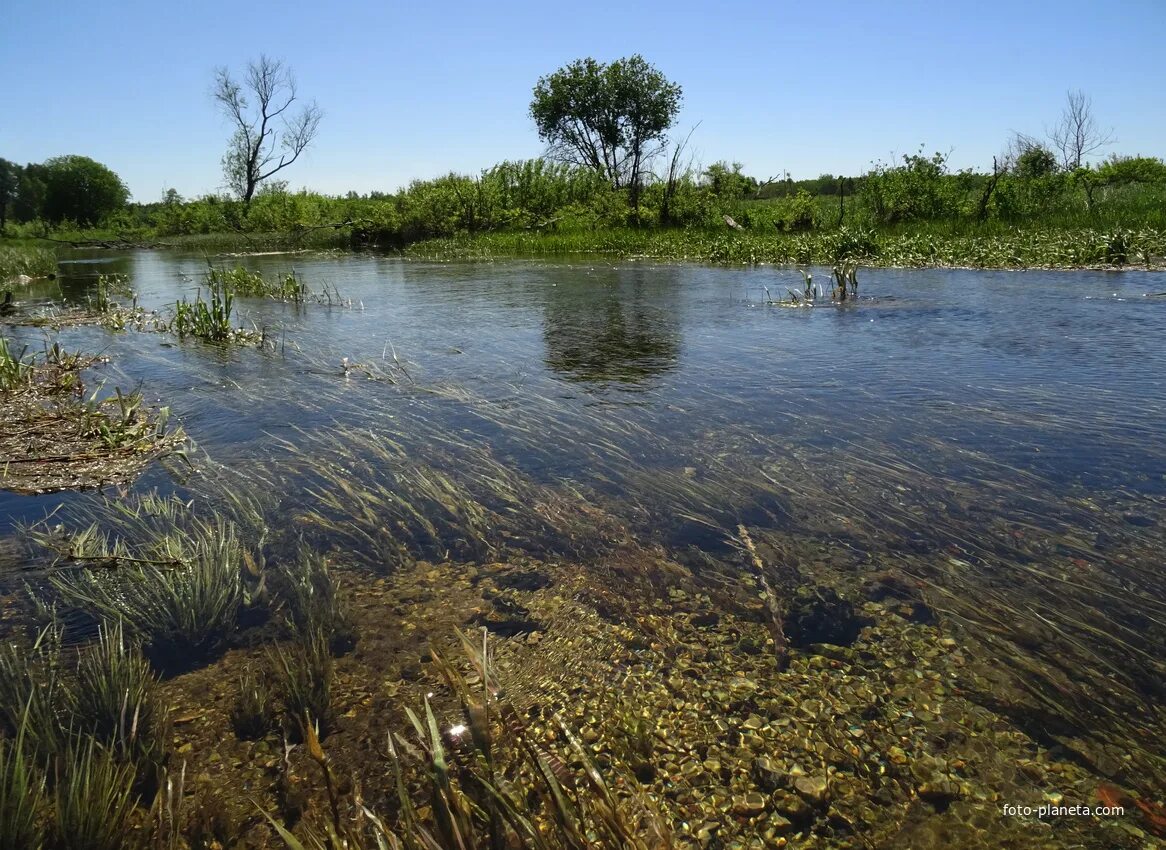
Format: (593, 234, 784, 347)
(543, 277, 679, 386)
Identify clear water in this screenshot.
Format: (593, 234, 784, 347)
(5, 247, 1166, 781)
(7, 250, 1164, 524)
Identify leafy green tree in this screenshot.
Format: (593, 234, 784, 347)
(530, 55, 682, 213)
(1096, 154, 1166, 185)
(1014, 145, 1058, 180)
(0, 158, 19, 229)
(213, 56, 322, 205)
(702, 162, 753, 202)
(40, 155, 129, 225)
(860, 149, 958, 224)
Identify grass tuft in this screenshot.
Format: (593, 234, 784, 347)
(72, 623, 170, 787)
(51, 737, 139, 850)
(269, 631, 334, 743)
(280, 549, 358, 656)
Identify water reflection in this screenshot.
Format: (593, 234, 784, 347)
(541, 270, 680, 387)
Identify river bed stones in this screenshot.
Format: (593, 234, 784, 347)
(97, 551, 1151, 850)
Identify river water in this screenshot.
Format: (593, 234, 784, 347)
(3, 249, 1165, 786)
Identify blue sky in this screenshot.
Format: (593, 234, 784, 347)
(2, 0, 1163, 202)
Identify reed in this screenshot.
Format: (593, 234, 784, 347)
(207, 263, 308, 302)
(0, 335, 34, 393)
(0, 245, 57, 280)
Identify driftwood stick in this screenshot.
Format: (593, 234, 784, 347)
(738, 524, 789, 670)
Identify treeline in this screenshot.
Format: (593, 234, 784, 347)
(3, 150, 1165, 248)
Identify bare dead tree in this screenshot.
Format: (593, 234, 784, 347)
(213, 56, 322, 205)
(1049, 90, 1115, 171)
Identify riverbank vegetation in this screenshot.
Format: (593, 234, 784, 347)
(4, 82, 1165, 270)
(3, 148, 1163, 269)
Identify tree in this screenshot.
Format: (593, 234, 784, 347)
(0, 158, 19, 230)
(213, 56, 322, 205)
(1049, 90, 1114, 170)
(40, 155, 129, 225)
(530, 55, 682, 213)
(1014, 144, 1058, 180)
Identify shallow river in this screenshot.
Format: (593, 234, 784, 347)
(3, 250, 1165, 784)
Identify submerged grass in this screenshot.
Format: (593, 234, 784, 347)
(279, 549, 358, 656)
(51, 737, 139, 850)
(0, 711, 46, 850)
(269, 630, 334, 742)
(72, 623, 170, 785)
(268, 630, 671, 850)
(33, 495, 251, 664)
(0, 631, 69, 759)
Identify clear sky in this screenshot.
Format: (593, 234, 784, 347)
(2, 0, 1163, 202)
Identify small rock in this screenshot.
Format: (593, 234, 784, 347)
(918, 779, 962, 806)
(753, 757, 782, 792)
(732, 792, 767, 816)
(793, 774, 829, 805)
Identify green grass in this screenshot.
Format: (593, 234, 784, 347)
(0, 635, 69, 760)
(51, 737, 139, 850)
(405, 223, 1166, 269)
(0, 711, 46, 850)
(44, 515, 246, 667)
(0, 244, 57, 280)
(72, 624, 170, 785)
(0, 335, 35, 393)
(229, 665, 275, 741)
(207, 264, 308, 301)
(269, 631, 334, 743)
(279, 549, 358, 656)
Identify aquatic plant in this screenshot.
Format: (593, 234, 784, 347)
(0, 245, 57, 280)
(267, 630, 671, 850)
(169, 288, 263, 344)
(279, 549, 358, 656)
(43, 515, 246, 666)
(72, 623, 170, 783)
(269, 631, 334, 742)
(88, 272, 133, 314)
(74, 385, 171, 451)
(208, 263, 308, 302)
(0, 335, 34, 393)
(51, 737, 139, 850)
(0, 630, 69, 759)
(404, 224, 1166, 269)
(0, 709, 46, 850)
(230, 665, 275, 741)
